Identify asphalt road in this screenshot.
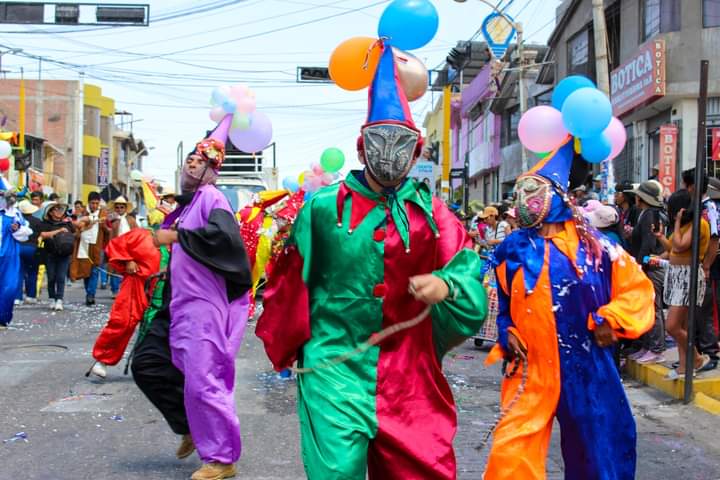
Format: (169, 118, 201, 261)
(1, 282, 719, 480)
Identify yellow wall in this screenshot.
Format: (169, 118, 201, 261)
(424, 100, 445, 142)
(83, 84, 103, 109)
(83, 135, 101, 158)
(98, 96, 115, 117)
(81, 183, 100, 202)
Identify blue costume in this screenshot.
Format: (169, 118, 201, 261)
(484, 140, 655, 479)
(0, 203, 32, 327)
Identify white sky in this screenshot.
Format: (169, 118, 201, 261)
(0, 0, 560, 185)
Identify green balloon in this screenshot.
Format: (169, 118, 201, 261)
(537, 151, 550, 159)
(232, 114, 251, 131)
(320, 147, 345, 173)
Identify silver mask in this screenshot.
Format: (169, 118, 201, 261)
(362, 123, 419, 185)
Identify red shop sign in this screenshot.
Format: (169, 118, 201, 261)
(658, 124, 677, 197)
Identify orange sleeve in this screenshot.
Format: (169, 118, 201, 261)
(589, 249, 655, 339)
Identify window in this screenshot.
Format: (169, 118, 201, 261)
(705, 0, 720, 28)
(532, 90, 552, 107)
(567, 28, 595, 79)
(501, 105, 520, 147)
(642, 0, 680, 41)
(606, 2, 622, 70)
(83, 105, 100, 137)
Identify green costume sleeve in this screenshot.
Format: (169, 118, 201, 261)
(430, 248, 488, 358)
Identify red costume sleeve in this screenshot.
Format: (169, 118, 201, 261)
(105, 229, 160, 277)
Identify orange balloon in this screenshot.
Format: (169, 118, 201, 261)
(329, 36, 382, 91)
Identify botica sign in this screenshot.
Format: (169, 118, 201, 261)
(610, 39, 666, 117)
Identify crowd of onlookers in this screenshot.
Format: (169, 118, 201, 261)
(464, 169, 720, 377)
(10, 191, 173, 313)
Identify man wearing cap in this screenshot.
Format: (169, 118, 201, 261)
(132, 124, 252, 480)
(71, 191, 107, 306)
(625, 180, 668, 364)
(479, 206, 510, 251)
(103, 196, 137, 296)
(257, 44, 486, 480)
(484, 137, 654, 480)
(0, 189, 32, 329)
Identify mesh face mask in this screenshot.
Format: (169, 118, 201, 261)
(361, 123, 419, 185)
(514, 174, 554, 228)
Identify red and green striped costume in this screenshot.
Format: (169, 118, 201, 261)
(257, 172, 487, 479)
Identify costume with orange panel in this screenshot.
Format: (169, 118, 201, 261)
(484, 140, 654, 480)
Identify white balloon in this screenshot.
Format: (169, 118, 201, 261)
(0, 140, 12, 158)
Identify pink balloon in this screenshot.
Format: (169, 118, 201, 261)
(603, 117, 627, 160)
(311, 162, 324, 176)
(517, 106, 569, 153)
(230, 84, 251, 100)
(321, 172, 334, 185)
(209, 106, 226, 122)
(228, 111, 273, 152)
(236, 95, 256, 114)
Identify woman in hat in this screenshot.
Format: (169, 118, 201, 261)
(38, 201, 75, 311)
(14, 200, 43, 305)
(0, 190, 32, 328)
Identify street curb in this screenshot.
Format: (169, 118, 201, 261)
(626, 360, 720, 416)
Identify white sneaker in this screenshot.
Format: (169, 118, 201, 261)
(91, 362, 107, 379)
(50, 300, 57, 311)
(55, 300, 63, 311)
(25, 297, 37, 304)
(13, 299, 21, 306)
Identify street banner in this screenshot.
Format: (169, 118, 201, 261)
(98, 147, 109, 186)
(712, 128, 720, 161)
(659, 124, 677, 197)
(410, 161, 436, 196)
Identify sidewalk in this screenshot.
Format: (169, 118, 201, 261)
(627, 346, 720, 415)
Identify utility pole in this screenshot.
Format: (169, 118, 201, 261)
(516, 22, 529, 173)
(591, 0, 610, 95)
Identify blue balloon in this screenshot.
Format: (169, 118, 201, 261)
(221, 98, 236, 113)
(378, 0, 439, 51)
(304, 190, 313, 201)
(561, 87, 612, 138)
(551, 75, 595, 110)
(580, 134, 612, 163)
(282, 176, 299, 192)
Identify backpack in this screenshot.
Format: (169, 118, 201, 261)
(53, 231, 75, 257)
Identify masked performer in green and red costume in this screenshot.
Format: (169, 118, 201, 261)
(257, 45, 488, 480)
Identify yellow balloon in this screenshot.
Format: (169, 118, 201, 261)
(298, 172, 305, 185)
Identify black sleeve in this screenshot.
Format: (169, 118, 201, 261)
(177, 208, 252, 302)
(637, 210, 658, 263)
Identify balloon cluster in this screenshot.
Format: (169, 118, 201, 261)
(281, 148, 346, 199)
(328, 0, 438, 100)
(0, 141, 12, 172)
(518, 75, 626, 164)
(209, 84, 273, 153)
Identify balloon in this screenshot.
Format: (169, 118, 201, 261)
(304, 190, 313, 201)
(551, 75, 595, 110)
(536, 151, 550, 159)
(311, 162, 324, 176)
(580, 134, 612, 164)
(393, 48, 428, 102)
(221, 98, 236, 113)
(228, 111, 273, 152)
(229, 84, 251, 102)
(282, 176, 299, 192)
(235, 95, 256, 114)
(0, 141, 12, 159)
(378, 0, 439, 51)
(320, 147, 346, 173)
(209, 106, 226, 122)
(329, 36, 382, 91)
(0, 157, 8, 172)
(517, 106, 569, 152)
(603, 117, 627, 160)
(232, 113, 251, 131)
(321, 172, 334, 185)
(561, 88, 612, 138)
(211, 85, 231, 106)
(298, 171, 307, 186)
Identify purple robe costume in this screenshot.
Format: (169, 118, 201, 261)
(169, 184, 251, 464)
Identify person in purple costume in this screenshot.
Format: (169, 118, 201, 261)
(132, 124, 252, 480)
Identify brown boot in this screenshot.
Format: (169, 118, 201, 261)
(176, 434, 195, 460)
(190, 463, 236, 480)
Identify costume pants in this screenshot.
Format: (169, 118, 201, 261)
(132, 313, 190, 435)
(46, 254, 70, 301)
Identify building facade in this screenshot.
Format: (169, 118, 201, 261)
(541, 0, 720, 190)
